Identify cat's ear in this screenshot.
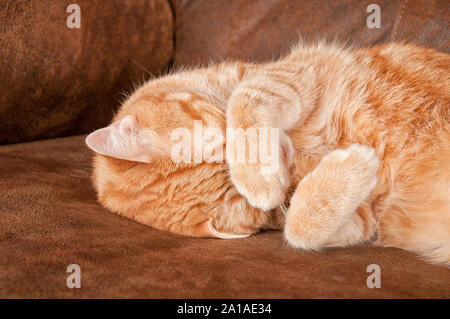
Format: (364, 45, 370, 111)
(196, 219, 250, 239)
(85, 115, 163, 163)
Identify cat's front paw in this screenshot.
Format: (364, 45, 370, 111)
(230, 162, 290, 211)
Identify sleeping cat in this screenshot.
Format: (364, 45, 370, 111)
(86, 41, 450, 265)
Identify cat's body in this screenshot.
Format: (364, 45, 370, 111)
(86, 42, 450, 265)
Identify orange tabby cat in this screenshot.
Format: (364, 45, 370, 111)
(86, 41, 450, 265)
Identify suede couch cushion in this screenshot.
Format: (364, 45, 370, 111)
(0, 0, 173, 145)
(0, 136, 449, 298)
(171, 0, 449, 67)
(1, 0, 449, 299)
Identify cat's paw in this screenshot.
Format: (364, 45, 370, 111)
(230, 162, 290, 211)
(319, 143, 380, 206)
(228, 130, 293, 211)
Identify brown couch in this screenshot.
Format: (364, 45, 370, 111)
(1, 0, 449, 298)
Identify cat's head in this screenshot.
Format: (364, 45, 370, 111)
(86, 76, 283, 238)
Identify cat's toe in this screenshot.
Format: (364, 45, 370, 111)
(319, 143, 380, 203)
(343, 143, 380, 196)
(240, 183, 286, 211)
(347, 144, 380, 176)
(230, 164, 289, 211)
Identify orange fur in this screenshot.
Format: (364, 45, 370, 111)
(87, 42, 450, 265)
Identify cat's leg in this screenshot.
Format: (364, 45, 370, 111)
(376, 159, 450, 265)
(226, 73, 302, 211)
(284, 144, 379, 250)
(378, 202, 450, 265)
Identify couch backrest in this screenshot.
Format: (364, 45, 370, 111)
(2, 0, 448, 145)
(0, 0, 173, 145)
(172, 0, 448, 66)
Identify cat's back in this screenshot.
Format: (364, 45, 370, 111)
(361, 43, 449, 146)
(286, 42, 449, 155)
(287, 42, 449, 196)
(364, 43, 449, 101)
